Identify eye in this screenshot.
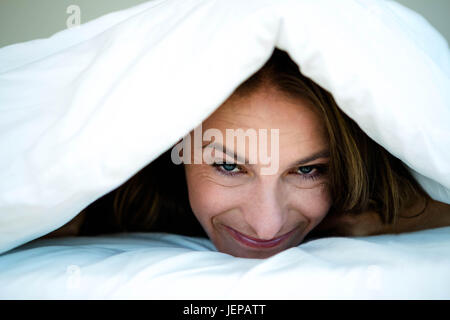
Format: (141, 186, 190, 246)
(295, 165, 327, 181)
(298, 166, 314, 174)
(219, 163, 239, 172)
(211, 162, 245, 176)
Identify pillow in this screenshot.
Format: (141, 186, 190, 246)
(1, 227, 450, 299)
(0, 0, 449, 255)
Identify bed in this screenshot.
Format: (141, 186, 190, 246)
(0, 0, 449, 299)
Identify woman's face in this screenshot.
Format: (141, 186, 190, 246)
(184, 85, 332, 258)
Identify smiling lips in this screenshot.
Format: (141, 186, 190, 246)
(225, 225, 297, 249)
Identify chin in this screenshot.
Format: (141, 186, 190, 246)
(216, 244, 293, 259)
(234, 249, 284, 259)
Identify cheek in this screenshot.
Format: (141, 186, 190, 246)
(184, 165, 237, 228)
(292, 184, 332, 225)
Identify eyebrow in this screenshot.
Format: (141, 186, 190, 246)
(202, 142, 330, 166)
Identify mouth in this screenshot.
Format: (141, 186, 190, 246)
(224, 225, 298, 249)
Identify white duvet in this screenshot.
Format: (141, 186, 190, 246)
(0, 0, 449, 299)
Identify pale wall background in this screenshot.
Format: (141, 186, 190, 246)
(0, 0, 449, 49)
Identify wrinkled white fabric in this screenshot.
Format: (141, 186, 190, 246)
(1, 228, 449, 299)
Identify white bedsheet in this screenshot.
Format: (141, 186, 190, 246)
(1, 227, 449, 299)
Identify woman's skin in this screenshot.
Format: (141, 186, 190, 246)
(44, 83, 450, 258)
(184, 83, 450, 258)
(184, 84, 332, 259)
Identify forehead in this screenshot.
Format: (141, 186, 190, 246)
(203, 87, 327, 145)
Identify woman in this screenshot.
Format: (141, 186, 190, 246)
(45, 49, 450, 258)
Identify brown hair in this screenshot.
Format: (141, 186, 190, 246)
(79, 48, 429, 236)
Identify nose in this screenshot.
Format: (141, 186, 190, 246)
(243, 180, 287, 240)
